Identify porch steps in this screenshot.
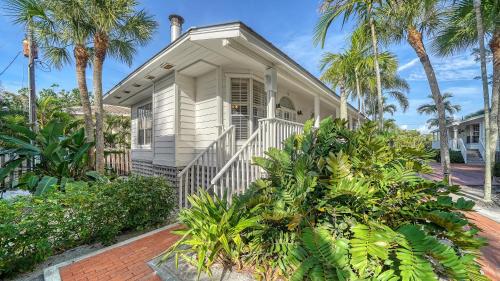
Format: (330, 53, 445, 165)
(466, 149, 484, 165)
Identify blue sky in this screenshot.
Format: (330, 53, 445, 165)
(0, 0, 488, 132)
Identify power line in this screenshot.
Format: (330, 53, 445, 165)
(0, 51, 21, 76)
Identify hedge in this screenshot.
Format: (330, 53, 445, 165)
(433, 149, 465, 163)
(0, 176, 176, 277)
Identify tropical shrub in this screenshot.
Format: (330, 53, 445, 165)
(0, 119, 93, 194)
(0, 176, 175, 277)
(164, 118, 488, 281)
(433, 149, 465, 163)
(493, 162, 500, 177)
(161, 191, 258, 279)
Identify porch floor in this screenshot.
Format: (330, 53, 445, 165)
(55, 215, 499, 281)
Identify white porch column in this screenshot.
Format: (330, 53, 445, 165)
(216, 66, 223, 134)
(453, 126, 458, 150)
(265, 67, 277, 118)
(314, 95, 320, 128)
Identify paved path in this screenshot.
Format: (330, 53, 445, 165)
(425, 162, 486, 186)
(59, 226, 181, 281)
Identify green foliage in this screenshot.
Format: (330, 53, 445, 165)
(493, 162, 500, 177)
(0, 119, 93, 194)
(433, 149, 465, 163)
(0, 176, 175, 277)
(161, 191, 258, 279)
(171, 118, 487, 280)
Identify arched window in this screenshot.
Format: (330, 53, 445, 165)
(277, 97, 297, 121)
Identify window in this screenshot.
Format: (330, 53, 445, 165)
(231, 77, 267, 140)
(137, 103, 152, 146)
(231, 78, 250, 140)
(472, 124, 480, 143)
(276, 96, 297, 122)
(252, 80, 267, 131)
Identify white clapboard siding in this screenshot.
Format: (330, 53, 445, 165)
(175, 73, 197, 167)
(153, 73, 176, 166)
(195, 70, 218, 148)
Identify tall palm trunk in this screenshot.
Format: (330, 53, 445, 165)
(407, 27, 451, 183)
(355, 69, 362, 125)
(490, 28, 500, 201)
(369, 16, 384, 129)
(93, 32, 108, 173)
(474, 0, 492, 202)
(339, 81, 348, 120)
(74, 44, 95, 167)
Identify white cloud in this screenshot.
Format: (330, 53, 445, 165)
(417, 125, 430, 134)
(398, 58, 419, 72)
(442, 86, 481, 97)
(406, 55, 480, 82)
(399, 124, 408, 130)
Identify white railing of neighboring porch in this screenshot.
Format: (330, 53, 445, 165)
(209, 118, 304, 203)
(177, 126, 235, 208)
(478, 138, 486, 161)
(458, 138, 468, 163)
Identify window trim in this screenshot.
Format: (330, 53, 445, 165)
(136, 101, 153, 150)
(226, 73, 266, 141)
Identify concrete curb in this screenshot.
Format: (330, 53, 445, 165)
(43, 223, 180, 281)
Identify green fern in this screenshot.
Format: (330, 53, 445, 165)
(397, 224, 467, 281)
(350, 224, 396, 277)
(290, 226, 352, 281)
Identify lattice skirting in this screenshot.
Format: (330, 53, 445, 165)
(131, 160, 183, 187)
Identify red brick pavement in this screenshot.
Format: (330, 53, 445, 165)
(58, 215, 499, 281)
(425, 162, 485, 186)
(59, 225, 181, 281)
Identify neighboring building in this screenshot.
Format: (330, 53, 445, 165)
(431, 111, 496, 164)
(104, 15, 364, 206)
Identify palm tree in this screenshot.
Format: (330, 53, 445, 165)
(40, 0, 95, 148)
(433, 0, 499, 201)
(315, 0, 385, 129)
(87, 0, 157, 172)
(417, 93, 461, 129)
(377, 0, 453, 183)
(320, 52, 351, 120)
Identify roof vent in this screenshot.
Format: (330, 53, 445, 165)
(169, 14, 184, 42)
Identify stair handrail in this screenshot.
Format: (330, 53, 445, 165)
(478, 138, 486, 161)
(209, 117, 304, 202)
(177, 125, 235, 208)
(458, 138, 468, 163)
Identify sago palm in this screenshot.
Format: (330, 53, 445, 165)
(87, 0, 157, 172)
(377, 0, 453, 183)
(433, 0, 499, 202)
(315, 0, 385, 129)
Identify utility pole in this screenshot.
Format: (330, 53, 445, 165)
(23, 25, 38, 132)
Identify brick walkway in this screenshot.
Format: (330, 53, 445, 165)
(425, 162, 485, 186)
(57, 215, 499, 281)
(59, 226, 181, 281)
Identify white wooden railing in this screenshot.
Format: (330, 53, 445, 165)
(177, 126, 235, 208)
(458, 138, 468, 163)
(478, 138, 486, 161)
(209, 118, 304, 203)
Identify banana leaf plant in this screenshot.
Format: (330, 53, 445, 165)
(0, 119, 94, 195)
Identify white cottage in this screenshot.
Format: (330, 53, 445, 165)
(104, 15, 364, 206)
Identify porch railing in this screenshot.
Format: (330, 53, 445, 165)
(478, 138, 486, 161)
(458, 138, 468, 163)
(209, 118, 304, 203)
(177, 126, 235, 208)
